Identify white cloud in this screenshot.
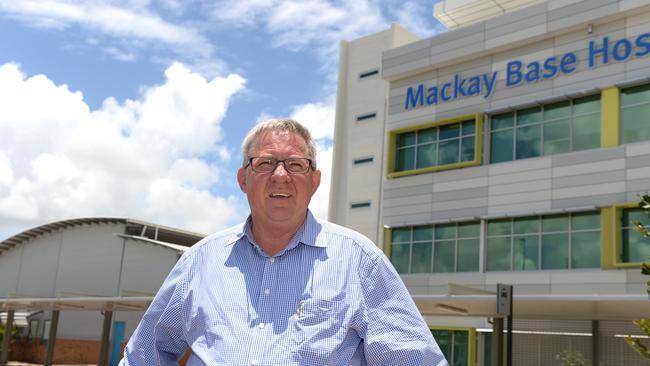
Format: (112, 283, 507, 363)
(0, 62, 246, 237)
(0, 0, 213, 59)
(289, 99, 335, 141)
(288, 97, 335, 219)
(309, 143, 333, 220)
(212, 0, 386, 72)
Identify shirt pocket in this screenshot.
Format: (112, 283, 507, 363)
(291, 298, 349, 350)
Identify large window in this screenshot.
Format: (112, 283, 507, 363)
(390, 221, 480, 274)
(431, 329, 471, 366)
(389, 114, 482, 177)
(486, 211, 600, 271)
(621, 83, 650, 144)
(490, 95, 600, 163)
(621, 208, 650, 263)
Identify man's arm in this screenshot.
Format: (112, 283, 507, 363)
(120, 254, 191, 365)
(359, 255, 448, 366)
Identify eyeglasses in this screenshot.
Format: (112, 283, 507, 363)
(246, 157, 314, 174)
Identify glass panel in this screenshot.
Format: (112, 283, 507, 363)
(453, 331, 469, 366)
(543, 119, 570, 155)
(411, 242, 433, 273)
(491, 130, 513, 163)
(432, 330, 452, 362)
(390, 243, 410, 273)
(621, 84, 650, 107)
(461, 120, 475, 136)
(492, 113, 514, 130)
(435, 224, 456, 240)
(484, 332, 493, 366)
(542, 233, 569, 269)
(513, 235, 539, 270)
(42, 320, 51, 342)
(418, 127, 437, 143)
(515, 125, 541, 159)
(542, 215, 568, 232)
(514, 217, 538, 234)
(623, 208, 650, 227)
(622, 229, 650, 263)
(440, 123, 461, 140)
(573, 95, 600, 114)
(460, 137, 475, 162)
(487, 237, 511, 271)
(438, 139, 460, 165)
(571, 231, 600, 268)
(621, 104, 650, 144)
(572, 114, 600, 151)
(458, 222, 480, 238)
(397, 132, 416, 147)
(416, 143, 437, 169)
(457, 239, 479, 272)
(517, 107, 542, 125)
(413, 226, 433, 241)
(571, 212, 600, 230)
(434, 241, 455, 272)
(391, 228, 411, 243)
(488, 219, 511, 236)
(545, 101, 570, 120)
(396, 147, 415, 171)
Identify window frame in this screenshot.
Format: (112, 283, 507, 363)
(429, 327, 477, 366)
(386, 221, 481, 274)
(387, 113, 483, 178)
(604, 203, 650, 268)
(485, 211, 601, 272)
(489, 94, 601, 163)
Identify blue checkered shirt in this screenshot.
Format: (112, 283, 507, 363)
(121, 211, 447, 365)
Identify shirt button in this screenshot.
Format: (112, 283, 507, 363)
(264, 288, 270, 295)
(259, 322, 265, 329)
(269, 257, 275, 263)
(251, 360, 258, 366)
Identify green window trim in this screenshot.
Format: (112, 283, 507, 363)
(387, 113, 483, 178)
(603, 203, 649, 268)
(429, 327, 476, 366)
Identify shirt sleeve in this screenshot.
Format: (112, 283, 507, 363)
(359, 255, 449, 366)
(119, 252, 191, 366)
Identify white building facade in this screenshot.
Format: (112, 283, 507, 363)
(330, 1, 650, 365)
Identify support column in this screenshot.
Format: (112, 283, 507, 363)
(0, 310, 15, 365)
(44, 310, 60, 366)
(492, 318, 504, 366)
(98, 311, 113, 366)
(592, 320, 600, 366)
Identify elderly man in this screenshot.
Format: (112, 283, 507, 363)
(120, 119, 447, 365)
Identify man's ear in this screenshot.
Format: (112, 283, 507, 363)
(310, 169, 321, 196)
(237, 167, 247, 193)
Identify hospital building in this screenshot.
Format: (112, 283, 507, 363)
(329, 0, 650, 365)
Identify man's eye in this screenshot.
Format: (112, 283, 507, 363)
(257, 159, 275, 166)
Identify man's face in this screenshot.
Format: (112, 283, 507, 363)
(237, 130, 321, 229)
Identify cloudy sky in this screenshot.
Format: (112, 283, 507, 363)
(0, 0, 444, 240)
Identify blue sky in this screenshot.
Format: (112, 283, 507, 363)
(0, 0, 444, 240)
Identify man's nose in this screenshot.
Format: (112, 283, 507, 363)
(270, 161, 290, 179)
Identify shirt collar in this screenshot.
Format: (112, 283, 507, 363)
(230, 210, 328, 253)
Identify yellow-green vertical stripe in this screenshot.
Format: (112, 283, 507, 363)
(601, 87, 620, 148)
(468, 328, 477, 366)
(383, 227, 391, 258)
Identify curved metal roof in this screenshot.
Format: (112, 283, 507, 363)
(0, 217, 205, 253)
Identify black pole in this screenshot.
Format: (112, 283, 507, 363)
(507, 312, 513, 366)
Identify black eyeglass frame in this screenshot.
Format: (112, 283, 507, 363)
(246, 156, 315, 174)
